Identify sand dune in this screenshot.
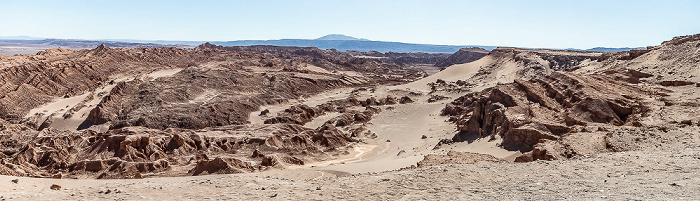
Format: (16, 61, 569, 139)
(393, 56, 491, 91)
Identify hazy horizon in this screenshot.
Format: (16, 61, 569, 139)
(1, 0, 699, 49)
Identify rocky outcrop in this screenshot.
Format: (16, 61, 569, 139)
(189, 157, 253, 176)
(442, 72, 649, 152)
(427, 95, 450, 103)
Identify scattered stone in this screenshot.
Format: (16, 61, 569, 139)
(427, 95, 450, 103)
(252, 149, 262, 158)
(399, 96, 414, 104)
(397, 150, 406, 156)
(660, 80, 695, 86)
(50, 184, 61, 190)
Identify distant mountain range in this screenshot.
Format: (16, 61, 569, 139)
(0, 36, 46, 40)
(569, 47, 644, 52)
(211, 36, 495, 53)
(0, 34, 642, 54)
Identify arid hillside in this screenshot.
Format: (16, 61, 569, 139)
(0, 44, 435, 178)
(0, 34, 698, 200)
(437, 34, 700, 162)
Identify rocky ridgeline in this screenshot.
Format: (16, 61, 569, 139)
(347, 51, 453, 67)
(0, 123, 359, 178)
(435, 47, 604, 93)
(84, 67, 339, 130)
(0, 45, 206, 122)
(196, 43, 429, 79)
(593, 34, 700, 83)
(434, 47, 490, 67)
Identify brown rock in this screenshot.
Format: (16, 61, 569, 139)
(189, 157, 252, 176)
(251, 149, 263, 158)
(399, 96, 414, 104)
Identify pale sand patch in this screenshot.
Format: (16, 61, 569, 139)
(315, 99, 458, 174)
(24, 93, 90, 119)
(141, 68, 184, 80)
(439, 138, 522, 161)
(300, 64, 333, 74)
(29, 83, 116, 131)
(189, 89, 219, 104)
(248, 56, 524, 174)
(287, 143, 378, 170)
(303, 112, 340, 129)
(249, 84, 516, 175)
(336, 70, 363, 77)
(25, 68, 184, 131)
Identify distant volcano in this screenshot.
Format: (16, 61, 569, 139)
(315, 34, 368, 41)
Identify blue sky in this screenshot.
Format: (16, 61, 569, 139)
(1, 0, 699, 49)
